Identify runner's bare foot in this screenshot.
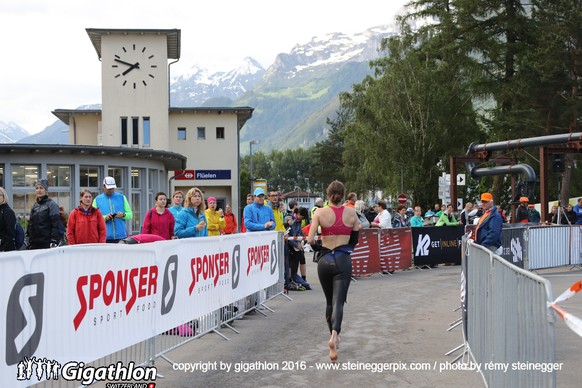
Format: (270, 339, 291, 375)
(328, 330, 338, 361)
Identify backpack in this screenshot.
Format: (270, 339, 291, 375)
(14, 223, 25, 250)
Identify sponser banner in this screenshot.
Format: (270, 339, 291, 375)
(351, 229, 381, 275)
(379, 228, 412, 271)
(412, 226, 464, 267)
(0, 232, 280, 387)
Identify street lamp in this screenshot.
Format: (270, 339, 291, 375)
(249, 140, 259, 193)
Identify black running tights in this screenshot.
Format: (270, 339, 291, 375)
(317, 249, 352, 334)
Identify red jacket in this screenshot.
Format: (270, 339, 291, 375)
(223, 212, 237, 234)
(67, 206, 107, 245)
(142, 207, 175, 240)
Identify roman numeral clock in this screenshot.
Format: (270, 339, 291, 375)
(111, 44, 158, 89)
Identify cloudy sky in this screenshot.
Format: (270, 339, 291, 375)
(0, 0, 408, 134)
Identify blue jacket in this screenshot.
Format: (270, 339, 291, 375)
(93, 192, 132, 240)
(244, 202, 275, 232)
(574, 204, 582, 225)
(287, 219, 304, 249)
(175, 207, 208, 238)
(476, 206, 503, 249)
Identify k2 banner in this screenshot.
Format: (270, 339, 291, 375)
(412, 226, 465, 267)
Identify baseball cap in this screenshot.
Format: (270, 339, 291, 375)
(253, 187, 265, 196)
(519, 196, 529, 203)
(480, 192, 493, 202)
(207, 196, 217, 203)
(103, 176, 117, 189)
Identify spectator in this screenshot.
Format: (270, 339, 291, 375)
(393, 204, 410, 228)
(205, 196, 226, 236)
(223, 204, 237, 234)
(240, 193, 254, 233)
(365, 203, 378, 223)
(175, 187, 208, 238)
(424, 209, 437, 225)
(93, 176, 133, 243)
(469, 202, 484, 224)
(67, 189, 106, 245)
(547, 205, 558, 224)
(436, 204, 457, 226)
(574, 198, 582, 225)
(142, 192, 175, 240)
(410, 206, 425, 227)
(168, 191, 184, 219)
(354, 200, 370, 228)
(267, 190, 286, 232)
(496, 205, 508, 223)
(434, 203, 443, 217)
(287, 207, 311, 290)
(26, 179, 63, 250)
(459, 202, 473, 226)
(563, 204, 577, 225)
(475, 192, 503, 254)
(515, 197, 530, 223)
(287, 199, 298, 218)
(528, 204, 541, 224)
(344, 192, 357, 208)
(244, 188, 275, 231)
(311, 197, 324, 220)
(0, 186, 17, 252)
(370, 200, 392, 229)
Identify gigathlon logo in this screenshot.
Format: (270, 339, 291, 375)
(6, 273, 45, 365)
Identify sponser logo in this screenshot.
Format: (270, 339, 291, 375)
(189, 252, 230, 294)
(161, 255, 178, 315)
(73, 266, 158, 330)
(231, 245, 241, 289)
(6, 273, 45, 365)
(247, 244, 270, 275)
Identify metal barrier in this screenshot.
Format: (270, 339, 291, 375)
(528, 226, 571, 270)
(570, 225, 582, 266)
(464, 240, 556, 387)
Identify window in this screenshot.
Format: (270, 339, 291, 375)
(177, 127, 186, 140)
(107, 167, 124, 191)
(12, 165, 39, 187)
(197, 127, 206, 140)
(216, 127, 225, 139)
(121, 117, 128, 145)
(79, 166, 100, 188)
(47, 165, 71, 187)
(143, 117, 150, 146)
(132, 117, 139, 145)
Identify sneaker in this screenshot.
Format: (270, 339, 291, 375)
(297, 285, 307, 291)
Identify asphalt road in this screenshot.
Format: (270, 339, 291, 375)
(153, 263, 486, 388)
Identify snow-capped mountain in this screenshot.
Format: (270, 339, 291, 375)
(0, 121, 30, 143)
(266, 25, 398, 78)
(171, 57, 265, 106)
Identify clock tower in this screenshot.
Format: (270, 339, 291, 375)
(86, 28, 180, 150)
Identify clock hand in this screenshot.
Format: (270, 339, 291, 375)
(114, 58, 135, 67)
(122, 62, 140, 76)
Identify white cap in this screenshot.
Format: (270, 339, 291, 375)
(103, 176, 117, 189)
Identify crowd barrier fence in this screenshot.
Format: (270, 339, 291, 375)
(463, 240, 556, 388)
(0, 231, 285, 387)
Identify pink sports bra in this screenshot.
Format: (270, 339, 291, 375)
(321, 206, 352, 236)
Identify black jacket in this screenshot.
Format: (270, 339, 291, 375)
(27, 195, 62, 249)
(0, 203, 16, 251)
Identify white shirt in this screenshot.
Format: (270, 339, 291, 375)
(378, 209, 392, 229)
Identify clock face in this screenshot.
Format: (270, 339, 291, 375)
(111, 43, 158, 88)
